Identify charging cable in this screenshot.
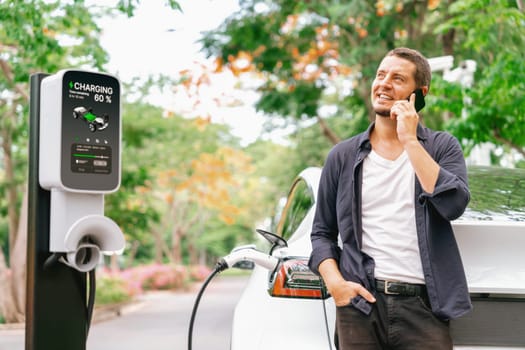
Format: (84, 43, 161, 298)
(86, 269, 96, 333)
(320, 278, 333, 350)
(187, 247, 279, 350)
(187, 260, 227, 350)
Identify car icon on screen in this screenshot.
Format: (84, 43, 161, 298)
(73, 106, 109, 132)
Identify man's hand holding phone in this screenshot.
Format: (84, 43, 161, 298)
(391, 92, 420, 146)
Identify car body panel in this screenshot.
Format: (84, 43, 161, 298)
(231, 265, 336, 350)
(453, 220, 525, 294)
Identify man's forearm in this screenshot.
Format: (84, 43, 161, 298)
(404, 139, 439, 193)
(318, 258, 345, 289)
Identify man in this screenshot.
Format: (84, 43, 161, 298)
(309, 48, 471, 349)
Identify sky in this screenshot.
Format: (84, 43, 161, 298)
(91, 0, 272, 145)
(96, 0, 236, 80)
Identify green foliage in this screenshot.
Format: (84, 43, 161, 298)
(432, 1, 525, 155)
(435, 0, 524, 61)
(109, 101, 217, 261)
(245, 140, 297, 201)
(95, 275, 131, 305)
(0, 1, 109, 81)
(197, 219, 252, 259)
(117, 0, 181, 17)
(0, 221, 8, 261)
(257, 82, 323, 119)
(104, 164, 158, 262)
(447, 53, 525, 153)
(202, 0, 525, 160)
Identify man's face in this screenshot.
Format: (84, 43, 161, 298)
(371, 55, 418, 117)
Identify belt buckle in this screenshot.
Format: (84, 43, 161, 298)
(384, 280, 400, 295)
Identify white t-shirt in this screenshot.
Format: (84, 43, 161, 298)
(361, 150, 425, 284)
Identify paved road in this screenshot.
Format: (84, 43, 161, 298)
(0, 274, 250, 350)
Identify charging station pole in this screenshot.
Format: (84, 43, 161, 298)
(26, 73, 88, 349)
(26, 69, 123, 350)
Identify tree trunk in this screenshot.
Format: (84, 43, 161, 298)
(0, 107, 25, 323)
(493, 129, 525, 158)
(187, 241, 198, 265)
(109, 254, 119, 272)
(0, 248, 24, 323)
(152, 227, 172, 263)
(316, 115, 340, 145)
(441, 0, 457, 55)
(152, 228, 164, 263)
(171, 228, 183, 264)
(10, 188, 27, 318)
(125, 240, 140, 268)
(441, 28, 455, 56)
(2, 128, 19, 251)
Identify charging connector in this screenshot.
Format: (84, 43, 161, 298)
(220, 246, 279, 271)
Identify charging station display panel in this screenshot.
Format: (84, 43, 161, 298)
(61, 71, 120, 192)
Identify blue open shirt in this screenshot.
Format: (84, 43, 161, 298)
(309, 123, 472, 320)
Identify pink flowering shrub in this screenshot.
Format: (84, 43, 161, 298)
(139, 264, 188, 291)
(189, 265, 212, 282)
(97, 263, 210, 299)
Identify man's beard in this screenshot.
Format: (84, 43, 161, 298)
(374, 107, 391, 117)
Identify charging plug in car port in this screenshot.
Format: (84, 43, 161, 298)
(268, 258, 329, 299)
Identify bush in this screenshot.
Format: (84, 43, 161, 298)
(189, 265, 212, 282)
(95, 275, 132, 305)
(137, 264, 188, 291)
(96, 263, 211, 304)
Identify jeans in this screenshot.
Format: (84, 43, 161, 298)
(335, 292, 452, 350)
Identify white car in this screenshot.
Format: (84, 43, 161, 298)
(230, 165, 525, 350)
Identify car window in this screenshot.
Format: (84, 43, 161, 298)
(276, 179, 315, 241)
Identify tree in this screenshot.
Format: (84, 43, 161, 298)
(433, 0, 525, 157)
(156, 147, 257, 264)
(116, 102, 228, 264)
(201, 0, 525, 160)
(201, 1, 453, 144)
(110, 97, 265, 266)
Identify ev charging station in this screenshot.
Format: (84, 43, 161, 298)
(26, 70, 125, 350)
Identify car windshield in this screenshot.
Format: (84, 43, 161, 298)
(277, 178, 315, 240)
(459, 166, 525, 222)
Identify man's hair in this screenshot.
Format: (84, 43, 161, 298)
(386, 47, 431, 88)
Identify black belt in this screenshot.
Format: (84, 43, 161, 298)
(375, 279, 427, 297)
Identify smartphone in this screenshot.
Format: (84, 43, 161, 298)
(411, 88, 426, 112)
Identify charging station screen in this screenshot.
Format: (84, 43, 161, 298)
(61, 71, 120, 191)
